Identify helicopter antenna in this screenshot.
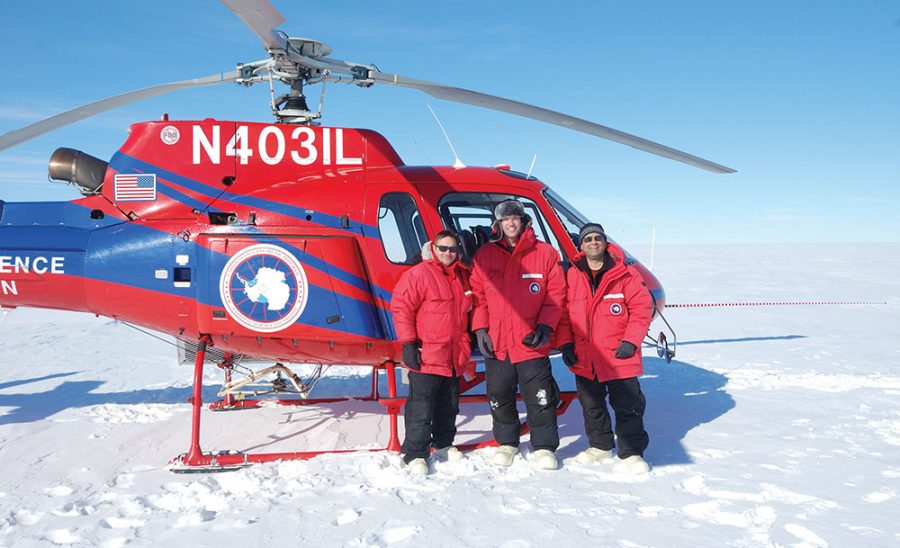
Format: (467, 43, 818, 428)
(527, 154, 538, 178)
(413, 140, 435, 165)
(426, 103, 465, 168)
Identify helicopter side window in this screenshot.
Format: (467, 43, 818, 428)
(437, 192, 565, 265)
(378, 192, 428, 265)
(543, 187, 636, 263)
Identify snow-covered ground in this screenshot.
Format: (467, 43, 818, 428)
(1, 243, 898, 547)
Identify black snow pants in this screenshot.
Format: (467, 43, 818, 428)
(575, 374, 649, 459)
(485, 355, 560, 451)
(401, 371, 460, 463)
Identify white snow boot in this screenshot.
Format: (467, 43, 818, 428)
(433, 446, 465, 462)
(618, 455, 650, 474)
(575, 447, 613, 464)
(492, 445, 518, 467)
(407, 458, 429, 476)
(531, 449, 558, 470)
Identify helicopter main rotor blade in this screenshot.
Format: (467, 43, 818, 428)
(220, 0, 285, 50)
(372, 73, 736, 174)
(307, 54, 734, 174)
(0, 70, 241, 153)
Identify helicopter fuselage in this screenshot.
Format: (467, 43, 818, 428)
(0, 120, 665, 365)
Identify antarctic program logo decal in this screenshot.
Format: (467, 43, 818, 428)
(219, 244, 308, 333)
(609, 303, 623, 316)
(529, 282, 541, 294)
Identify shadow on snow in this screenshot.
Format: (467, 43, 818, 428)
(1, 353, 737, 467)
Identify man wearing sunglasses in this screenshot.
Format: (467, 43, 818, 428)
(558, 223, 653, 474)
(391, 231, 475, 475)
(470, 199, 566, 470)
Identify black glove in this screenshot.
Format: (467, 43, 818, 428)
(475, 329, 495, 359)
(402, 342, 422, 370)
(522, 323, 552, 349)
(560, 343, 578, 368)
(615, 341, 637, 359)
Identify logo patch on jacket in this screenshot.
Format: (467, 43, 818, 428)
(529, 282, 541, 294)
(609, 303, 623, 315)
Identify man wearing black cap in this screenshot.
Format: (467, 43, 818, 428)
(470, 199, 566, 470)
(558, 223, 653, 474)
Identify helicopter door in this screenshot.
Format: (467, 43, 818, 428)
(361, 189, 432, 340)
(197, 235, 347, 337)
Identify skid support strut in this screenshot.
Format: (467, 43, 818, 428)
(646, 308, 677, 363)
(171, 348, 575, 472)
(175, 335, 223, 469)
(171, 351, 403, 473)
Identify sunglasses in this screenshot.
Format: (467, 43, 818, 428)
(581, 235, 606, 243)
(436, 245, 459, 253)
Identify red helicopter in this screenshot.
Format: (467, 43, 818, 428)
(0, 0, 734, 471)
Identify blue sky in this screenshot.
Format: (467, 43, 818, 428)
(0, 1, 897, 244)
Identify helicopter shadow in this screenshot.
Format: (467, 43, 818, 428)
(448, 353, 737, 466)
(0, 356, 734, 467)
(553, 336, 809, 465)
(636, 356, 735, 466)
(678, 335, 806, 346)
(0, 379, 217, 426)
(549, 355, 736, 466)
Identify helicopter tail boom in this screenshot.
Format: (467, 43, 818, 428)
(0, 202, 92, 312)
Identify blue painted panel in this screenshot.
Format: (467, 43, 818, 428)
(109, 153, 378, 233)
(0, 201, 123, 229)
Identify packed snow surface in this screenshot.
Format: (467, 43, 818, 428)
(1, 243, 898, 546)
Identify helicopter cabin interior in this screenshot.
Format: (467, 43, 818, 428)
(374, 182, 590, 269)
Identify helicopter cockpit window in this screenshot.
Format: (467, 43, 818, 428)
(378, 192, 428, 265)
(437, 192, 564, 264)
(544, 188, 589, 248)
(543, 188, 636, 263)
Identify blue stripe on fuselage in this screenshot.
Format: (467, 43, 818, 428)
(0, 201, 125, 230)
(108, 152, 379, 234)
(108, 152, 394, 302)
(156, 181, 223, 214)
(83, 220, 388, 338)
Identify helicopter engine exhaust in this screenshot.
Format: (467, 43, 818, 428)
(48, 147, 108, 194)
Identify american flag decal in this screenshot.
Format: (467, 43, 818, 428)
(114, 173, 157, 201)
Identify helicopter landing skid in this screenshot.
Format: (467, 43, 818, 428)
(209, 396, 361, 411)
(170, 335, 403, 472)
(645, 308, 677, 363)
(170, 451, 254, 474)
(171, 335, 577, 472)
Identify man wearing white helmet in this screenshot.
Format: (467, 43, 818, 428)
(470, 199, 566, 470)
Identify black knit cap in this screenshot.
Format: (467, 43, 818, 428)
(578, 223, 606, 243)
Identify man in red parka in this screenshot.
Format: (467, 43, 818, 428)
(559, 223, 653, 474)
(391, 231, 475, 476)
(470, 199, 566, 470)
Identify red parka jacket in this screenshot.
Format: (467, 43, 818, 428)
(470, 227, 566, 363)
(558, 243, 653, 381)
(391, 243, 475, 378)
